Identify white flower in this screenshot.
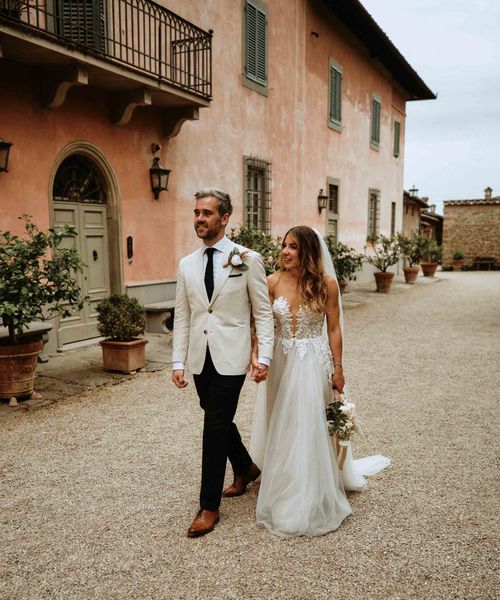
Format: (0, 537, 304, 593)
(231, 254, 243, 266)
(339, 402, 355, 414)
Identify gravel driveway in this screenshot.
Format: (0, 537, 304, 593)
(1, 272, 498, 600)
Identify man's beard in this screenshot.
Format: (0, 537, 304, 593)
(195, 222, 222, 240)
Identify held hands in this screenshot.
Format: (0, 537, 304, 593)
(251, 353, 268, 383)
(332, 368, 345, 393)
(172, 369, 188, 388)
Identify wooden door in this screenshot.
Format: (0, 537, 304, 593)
(54, 202, 110, 345)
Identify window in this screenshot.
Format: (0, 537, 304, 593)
(391, 202, 396, 236)
(243, 0, 268, 95)
(328, 59, 342, 131)
(367, 190, 380, 240)
(326, 178, 339, 242)
(57, 0, 106, 52)
(243, 156, 271, 234)
(393, 121, 401, 157)
(370, 95, 381, 148)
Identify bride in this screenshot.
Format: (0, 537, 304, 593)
(250, 226, 389, 537)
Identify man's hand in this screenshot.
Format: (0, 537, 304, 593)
(251, 362, 268, 384)
(172, 369, 188, 388)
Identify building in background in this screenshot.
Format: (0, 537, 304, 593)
(0, 0, 434, 352)
(442, 187, 500, 268)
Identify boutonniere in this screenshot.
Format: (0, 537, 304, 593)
(223, 247, 249, 270)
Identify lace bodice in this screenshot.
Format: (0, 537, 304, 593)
(273, 296, 325, 339)
(273, 296, 333, 377)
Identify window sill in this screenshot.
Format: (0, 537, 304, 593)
(328, 120, 342, 133)
(370, 141, 380, 152)
(241, 75, 268, 97)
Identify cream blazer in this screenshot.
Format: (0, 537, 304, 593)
(172, 238, 274, 376)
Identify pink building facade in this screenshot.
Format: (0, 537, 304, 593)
(0, 0, 434, 351)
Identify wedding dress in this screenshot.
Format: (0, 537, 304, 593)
(250, 295, 390, 537)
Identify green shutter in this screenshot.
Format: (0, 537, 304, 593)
(394, 121, 400, 157)
(329, 66, 342, 124)
(371, 98, 381, 145)
(245, 1, 267, 85)
(58, 0, 106, 52)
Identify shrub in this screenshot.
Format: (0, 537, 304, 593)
(452, 250, 465, 260)
(0, 214, 85, 344)
(421, 239, 442, 263)
(396, 232, 425, 267)
(96, 294, 145, 341)
(365, 235, 401, 272)
(324, 238, 364, 282)
(229, 225, 282, 275)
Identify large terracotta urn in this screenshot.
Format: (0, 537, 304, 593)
(0, 338, 43, 401)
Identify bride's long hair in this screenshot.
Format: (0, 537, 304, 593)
(279, 225, 326, 312)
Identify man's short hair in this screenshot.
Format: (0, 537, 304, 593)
(194, 188, 233, 216)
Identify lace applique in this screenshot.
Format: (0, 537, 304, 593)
(273, 296, 333, 377)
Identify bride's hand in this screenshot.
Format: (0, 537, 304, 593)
(332, 369, 345, 393)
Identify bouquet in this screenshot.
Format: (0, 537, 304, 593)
(326, 390, 360, 469)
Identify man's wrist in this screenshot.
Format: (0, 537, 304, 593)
(172, 362, 185, 371)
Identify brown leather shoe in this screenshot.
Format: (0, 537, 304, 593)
(187, 509, 220, 538)
(223, 463, 261, 497)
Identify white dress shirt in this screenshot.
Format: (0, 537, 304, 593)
(172, 236, 270, 371)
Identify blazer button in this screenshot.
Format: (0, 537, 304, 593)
(208, 309, 213, 313)
(203, 329, 207, 334)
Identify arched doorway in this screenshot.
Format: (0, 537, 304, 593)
(51, 148, 121, 346)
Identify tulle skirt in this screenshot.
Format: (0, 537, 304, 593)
(250, 339, 390, 537)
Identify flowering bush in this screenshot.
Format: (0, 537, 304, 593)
(365, 235, 401, 272)
(396, 232, 426, 267)
(324, 238, 364, 282)
(229, 226, 281, 275)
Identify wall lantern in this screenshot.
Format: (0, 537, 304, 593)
(149, 157, 171, 199)
(317, 188, 328, 213)
(0, 139, 13, 173)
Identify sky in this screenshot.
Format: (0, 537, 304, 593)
(360, 0, 500, 212)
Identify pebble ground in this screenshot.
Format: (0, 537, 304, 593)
(0, 271, 498, 600)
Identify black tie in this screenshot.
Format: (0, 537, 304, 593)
(204, 247, 215, 301)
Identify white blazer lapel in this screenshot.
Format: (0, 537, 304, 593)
(192, 247, 209, 304)
(210, 240, 233, 306)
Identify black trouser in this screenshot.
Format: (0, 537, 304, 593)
(193, 349, 252, 511)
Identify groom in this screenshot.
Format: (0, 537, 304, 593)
(172, 188, 274, 537)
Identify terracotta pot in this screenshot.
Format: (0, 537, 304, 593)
(421, 261, 438, 277)
(0, 338, 43, 400)
(403, 266, 419, 284)
(100, 338, 148, 374)
(451, 259, 464, 271)
(374, 271, 395, 293)
(338, 281, 347, 295)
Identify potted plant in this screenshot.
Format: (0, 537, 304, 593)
(420, 239, 442, 277)
(0, 215, 85, 403)
(324, 238, 364, 293)
(229, 225, 282, 275)
(97, 294, 147, 374)
(0, 1, 29, 19)
(397, 232, 424, 284)
(365, 235, 401, 293)
(451, 250, 465, 271)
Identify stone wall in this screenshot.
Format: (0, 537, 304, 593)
(442, 202, 500, 265)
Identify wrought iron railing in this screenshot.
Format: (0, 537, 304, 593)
(0, 0, 212, 99)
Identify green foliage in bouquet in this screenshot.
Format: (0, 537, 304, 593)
(229, 225, 282, 275)
(365, 235, 401, 272)
(96, 294, 146, 342)
(0, 214, 86, 344)
(324, 238, 364, 283)
(396, 232, 426, 267)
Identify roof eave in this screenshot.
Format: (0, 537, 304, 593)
(321, 0, 436, 101)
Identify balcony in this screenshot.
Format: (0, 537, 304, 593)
(0, 0, 212, 134)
